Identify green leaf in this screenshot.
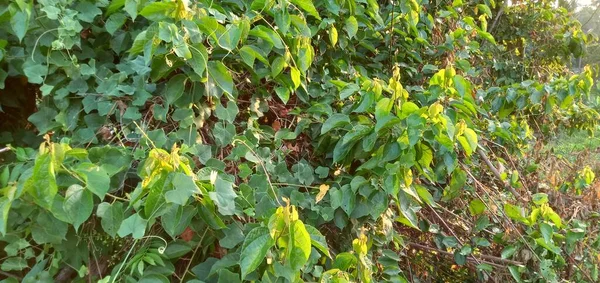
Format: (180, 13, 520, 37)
(415, 185, 437, 208)
(1, 257, 28, 271)
(321, 114, 350, 134)
(10, 10, 29, 42)
(275, 87, 290, 104)
(296, 44, 313, 74)
(290, 0, 321, 19)
(249, 25, 284, 49)
(0, 197, 12, 236)
(173, 34, 193, 59)
(288, 220, 312, 270)
(76, 1, 102, 22)
(189, 44, 208, 77)
(31, 211, 67, 244)
(240, 227, 275, 279)
(24, 153, 57, 209)
(106, 0, 126, 15)
(63, 184, 93, 231)
(215, 101, 240, 124)
(218, 24, 242, 51)
(213, 123, 236, 147)
(97, 202, 124, 237)
(165, 173, 201, 205)
(162, 205, 196, 237)
(76, 163, 110, 199)
(220, 224, 245, 249)
(124, 0, 138, 19)
(345, 16, 358, 38)
(532, 193, 548, 205)
(218, 269, 241, 283)
(163, 74, 187, 105)
(339, 84, 359, 100)
(453, 75, 471, 97)
(477, 29, 496, 44)
(333, 252, 357, 270)
(139, 2, 176, 21)
(208, 61, 234, 96)
(106, 13, 127, 35)
(271, 56, 286, 78)
(209, 177, 237, 215)
(468, 199, 486, 216)
(501, 245, 518, 259)
(342, 125, 371, 145)
(457, 128, 478, 156)
(117, 213, 148, 239)
(504, 203, 528, 224)
(305, 224, 330, 258)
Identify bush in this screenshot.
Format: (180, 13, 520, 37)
(0, 0, 598, 282)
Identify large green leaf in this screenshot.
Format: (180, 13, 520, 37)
(215, 101, 240, 124)
(287, 220, 312, 270)
(240, 227, 275, 279)
(139, 2, 176, 21)
(31, 211, 67, 244)
(97, 202, 124, 237)
(345, 16, 358, 38)
(207, 61, 234, 96)
(24, 153, 57, 209)
(163, 74, 187, 105)
(76, 163, 110, 199)
(117, 213, 148, 239)
(209, 177, 237, 215)
(10, 9, 29, 42)
(321, 114, 350, 134)
(305, 224, 330, 258)
(165, 173, 201, 205)
(189, 44, 208, 77)
(63, 184, 93, 231)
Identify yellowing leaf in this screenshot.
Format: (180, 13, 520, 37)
(316, 184, 330, 203)
(329, 25, 338, 47)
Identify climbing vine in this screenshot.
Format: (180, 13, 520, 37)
(0, 0, 598, 282)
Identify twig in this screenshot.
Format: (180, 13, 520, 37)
(406, 241, 524, 266)
(489, 6, 504, 33)
(271, 182, 320, 189)
(0, 147, 10, 153)
(476, 147, 524, 201)
(463, 166, 542, 263)
(180, 228, 208, 282)
(234, 139, 282, 206)
(426, 204, 492, 279)
(0, 270, 23, 280)
(582, 3, 600, 27)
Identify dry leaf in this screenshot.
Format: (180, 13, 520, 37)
(316, 184, 330, 203)
(180, 227, 194, 242)
(272, 120, 281, 132)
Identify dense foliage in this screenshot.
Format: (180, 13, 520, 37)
(0, 0, 599, 282)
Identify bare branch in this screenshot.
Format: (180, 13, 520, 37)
(477, 147, 524, 201)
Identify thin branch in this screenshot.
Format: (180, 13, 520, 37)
(476, 147, 524, 201)
(406, 241, 524, 266)
(0, 270, 23, 280)
(180, 228, 208, 283)
(0, 147, 10, 154)
(489, 6, 505, 33)
(582, 4, 600, 28)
